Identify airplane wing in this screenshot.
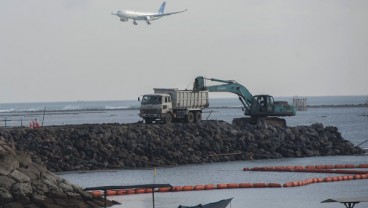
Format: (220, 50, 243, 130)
(149, 9, 187, 17)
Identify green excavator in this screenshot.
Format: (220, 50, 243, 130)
(193, 76, 296, 126)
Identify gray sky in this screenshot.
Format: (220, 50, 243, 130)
(1, 0, 367, 103)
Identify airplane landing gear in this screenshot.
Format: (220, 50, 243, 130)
(133, 21, 138, 25)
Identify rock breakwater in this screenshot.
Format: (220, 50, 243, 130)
(0, 137, 118, 207)
(0, 120, 363, 172)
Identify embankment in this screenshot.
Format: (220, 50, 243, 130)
(0, 120, 363, 172)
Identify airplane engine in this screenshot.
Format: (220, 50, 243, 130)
(120, 18, 128, 22)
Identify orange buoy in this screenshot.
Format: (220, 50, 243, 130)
(126, 189, 136, 195)
(227, 183, 239, 189)
(345, 164, 355, 168)
(347, 175, 354, 180)
(361, 174, 367, 179)
(145, 188, 153, 193)
(306, 165, 315, 169)
(315, 165, 325, 169)
(283, 182, 293, 187)
(135, 189, 146, 194)
(106, 190, 117, 196)
(204, 184, 215, 190)
(193, 185, 204, 191)
(182, 186, 193, 191)
(334, 164, 346, 169)
(358, 164, 368, 168)
(285, 166, 294, 171)
(293, 166, 304, 170)
(253, 183, 266, 188)
(90, 190, 102, 197)
(116, 190, 127, 195)
(354, 175, 361, 180)
(268, 183, 282, 188)
(264, 167, 275, 171)
(172, 186, 182, 192)
(292, 181, 299, 186)
(158, 187, 171, 192)
(239, 183, 253, 188)
(324, 177, 332, 182)
(325, 165, 334, 169)
(251, 167, 261, 171)
(216, 184, 228, 189)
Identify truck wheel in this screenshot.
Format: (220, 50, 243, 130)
(145, 118, 153, 124)
(186, 112, 195, 123)
(195, 111, 202, 122)
(164, 113, 173, 124)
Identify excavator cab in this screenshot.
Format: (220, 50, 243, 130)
(250, 94, 295, 117)
(250, 95, 274, 116)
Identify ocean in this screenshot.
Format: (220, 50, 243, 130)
(1, 96, 368, 208)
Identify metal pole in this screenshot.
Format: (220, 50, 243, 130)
(104, 190, 107, 208)
(41, 107, 46, 127)
(357, 139, 368, 147)
(206, 110, 213, 120)
(152, 188, 155, 208)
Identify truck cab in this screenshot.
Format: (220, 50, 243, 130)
(139, 94, 173, 123)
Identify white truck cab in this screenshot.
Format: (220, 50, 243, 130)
(139, 88, 209, 124)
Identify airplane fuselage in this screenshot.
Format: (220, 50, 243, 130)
(112, 2, 187, 25)
(117, 10, 162, 21)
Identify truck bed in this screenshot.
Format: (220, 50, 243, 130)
(154, 88, 209, 109)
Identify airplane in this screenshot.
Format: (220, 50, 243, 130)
(111, 2, 187, 25)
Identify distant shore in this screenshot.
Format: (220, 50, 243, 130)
(307, 103, 368, 108)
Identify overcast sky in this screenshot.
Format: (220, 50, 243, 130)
(1, 0, 367, 103)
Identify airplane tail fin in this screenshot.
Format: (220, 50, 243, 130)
(158, 2, 166, 14)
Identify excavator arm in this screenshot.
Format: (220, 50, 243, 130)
(193, 76, 253, 113)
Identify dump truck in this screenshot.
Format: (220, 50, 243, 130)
(139, 88, 209, 124)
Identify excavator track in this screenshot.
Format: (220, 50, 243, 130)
(232, 117, 287, 128)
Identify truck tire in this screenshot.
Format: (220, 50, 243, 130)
(195, 111, 202, 122)
(145, 118, 154, 124)
(164, 113, 173, 124)
(186, 112, 195, 123)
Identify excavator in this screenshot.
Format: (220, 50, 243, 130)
(193, 76, 296, 127)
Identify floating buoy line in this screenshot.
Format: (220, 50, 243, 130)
(88, 163, 368, 197)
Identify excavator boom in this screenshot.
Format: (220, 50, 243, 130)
(194, 76, 253, 113)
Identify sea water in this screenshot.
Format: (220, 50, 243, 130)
(1, 96, 368, 208)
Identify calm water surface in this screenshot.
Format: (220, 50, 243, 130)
(60, 156, 368, 208)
